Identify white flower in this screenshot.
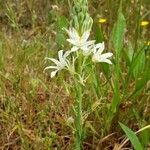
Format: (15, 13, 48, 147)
(44, 50, 70, 78)
(82, 44, 94, 56)
(66, 28, 95, 54)
(92, 42, 113, 64)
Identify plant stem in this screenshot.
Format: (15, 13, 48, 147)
(74, 51, 84, 150)
(74, 77, 83, 150)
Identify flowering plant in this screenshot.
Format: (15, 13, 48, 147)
(45, 27, 113, 150)
(45, 28, 113, 78)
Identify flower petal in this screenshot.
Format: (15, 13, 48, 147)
(58, 50, 63, 61)
(92, 55, 99, 62)
(71, 46, 79, 52)
(72, 28, 80, 40)
(100, 53, 113, 59)
(84, 40, 95, 47)
(66, 39, 78, 46)
(65, 28, 74, 39)
(93, 42, 105, 54)
(99, 59, 112, 64)
(58, 50, 67, 65)
(81, 30, 90, 43)
(66, 28, 80, 42)
(51, 70, 58, 78)
(48, 58, 61, 66)
(64, 51, 71, 57)
(82, 46, 92, 56)
(44, 66, 58, 70)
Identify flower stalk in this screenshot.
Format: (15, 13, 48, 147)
(45, 27, 113, 149)
(74, 77, 83, 150)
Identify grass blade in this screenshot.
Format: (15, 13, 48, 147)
(119, 122, 143, 150)
(109, 0, 126, 122)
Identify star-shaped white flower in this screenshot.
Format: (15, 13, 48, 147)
(92, 42, 113, 64)
(44, 50, 70, 78)
(65, 28, 95, 54)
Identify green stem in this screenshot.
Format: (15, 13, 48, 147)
(74, 77, 83, 150)
(74, 51, 84, 150)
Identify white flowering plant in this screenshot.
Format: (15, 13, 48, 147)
(45, 27, 113, 79)
(45, 27, 113, 149)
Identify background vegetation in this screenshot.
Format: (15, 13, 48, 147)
(0, 0, 149, 149)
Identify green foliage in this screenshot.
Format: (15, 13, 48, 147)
(109, 1, 126, 121)
(5, 3, 19, 30)
(111, 5, 126, 57)
(119, 122, 143, 150)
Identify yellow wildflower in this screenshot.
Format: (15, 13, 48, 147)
(144, 41, 150, 46)
(140, 21, 149, 26)
(147, 41, 150, 46)
(99, 18, 107, 24)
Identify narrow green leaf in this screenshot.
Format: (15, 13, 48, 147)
(109, 1, 126, 121)
(134, 48, 150, 94)
(111, 4, 126, 56)
(119, 122, 143, 150)
(101, 63, 110, 77)
(128, 47, 145, 77)
(124, 47, 146, 96)
(127, 42, 134, 62)
(124, 42, 134, 65)
(140, 129, 150, 148)
(133, 50, 145, 79)
(95, 23, 103, 43)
